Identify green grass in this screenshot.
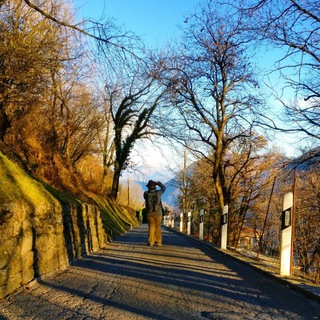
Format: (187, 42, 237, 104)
(0, 151, 138, 240)
(93, 197, 138, 239)
(0, 152, 56, 207)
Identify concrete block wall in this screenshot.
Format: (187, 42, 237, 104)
(0, 199, 106, 299)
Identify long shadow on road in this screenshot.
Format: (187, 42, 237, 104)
(42, 224, 320, 319)
(3, 224, 319, 320)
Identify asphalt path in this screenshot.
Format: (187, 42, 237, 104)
(1, 224, 320, 320)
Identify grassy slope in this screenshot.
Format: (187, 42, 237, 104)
(93, 197, 138, 240)
(0, 152, 57, 207)
(0, 151, 138, 240)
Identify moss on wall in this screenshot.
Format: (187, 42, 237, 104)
(0, 152, 138, 299)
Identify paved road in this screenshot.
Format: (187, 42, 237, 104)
(1, 224, 320, 320)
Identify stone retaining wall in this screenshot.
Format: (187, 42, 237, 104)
(0, 199, 106, 299)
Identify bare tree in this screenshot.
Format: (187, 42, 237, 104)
(242, 0, 320, 155)
(0, 0, 142, 140)
(157, 2, 262, 217)
(109, 86, 165, 199)
(99, 58, 167, 199)
(0, 0, 138, 54)
(97, 95, 116, 193)
(292, 167, 320, 283)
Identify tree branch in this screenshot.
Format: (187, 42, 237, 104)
(23, 0, 139, 55)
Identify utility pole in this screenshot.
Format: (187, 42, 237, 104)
(182, 148, 187, 229)
(256, 176, 276, 261)
(291, 168, 297, 275)
(127, 177, 130, 206)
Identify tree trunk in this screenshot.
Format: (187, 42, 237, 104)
(110, 164, 121, 200)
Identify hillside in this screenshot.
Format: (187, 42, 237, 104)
(288, 146, 320, 171)
(0, 151, 138, 238)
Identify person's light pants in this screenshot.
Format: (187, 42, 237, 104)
(147, 214, 162, 245)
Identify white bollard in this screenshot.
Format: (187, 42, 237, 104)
(180, 213, 183, 232)
(221, 205, 228, 249)
(171, 215, 175, 228)
(199, 209, 204, 240)
(187, 211, 192, 235)
(280, 192, 293, 276)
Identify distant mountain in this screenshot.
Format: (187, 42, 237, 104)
(162, 179, 181, 208)
(287, 146, 320, 171)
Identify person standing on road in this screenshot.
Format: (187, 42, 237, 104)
(144, 180, 166, 246)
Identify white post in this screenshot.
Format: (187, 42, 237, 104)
(171, 214, 175, 228)
(221, 205, 228, 250)
(180, 213, 183, 232)
(187, 211, 192, 235)
(199, 209, 204, 240)
(280, 192, 293, 276)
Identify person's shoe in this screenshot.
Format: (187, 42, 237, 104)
(147, 243, 154, 246)
(156, 243, 163, 246)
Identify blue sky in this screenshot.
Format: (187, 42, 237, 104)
(73, 0, 299, 181)
(75, 0, 200, 47)
(74, 1, 201, 181)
